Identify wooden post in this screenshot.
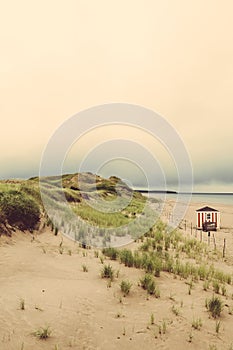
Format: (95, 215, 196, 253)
(191, 222, 193, 235)
(213, 233, 216, 251)
(208, 231, 210, 245)
(200, 230, 202, 242)
(223, 238, 226, 258)
(184, 220, 186, 231)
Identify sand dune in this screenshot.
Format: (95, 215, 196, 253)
(0, 201, 233, 350)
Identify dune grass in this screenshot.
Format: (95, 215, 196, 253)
(33, 325, 51, 339)
(102, 220, 232, 290)
(120, 280, 132, 296)
(206, 295, 223, 318)
(101, 264, 114, 280)
(72, 194, 145, 228)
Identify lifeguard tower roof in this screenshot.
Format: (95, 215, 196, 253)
(196, 206, 219, 212)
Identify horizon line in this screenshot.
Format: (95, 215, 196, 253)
(133, 189, 233, 195)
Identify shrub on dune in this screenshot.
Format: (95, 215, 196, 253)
(0, 190, 40, 230)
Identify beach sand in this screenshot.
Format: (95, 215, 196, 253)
(161, 200, 233, 265)
(0, 201, 233, 350)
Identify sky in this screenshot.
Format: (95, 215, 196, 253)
(1, 0, 233, 192)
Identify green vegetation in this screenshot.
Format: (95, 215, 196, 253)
(213, 280, 220, 294)
(0, 172, 147, 243)
(0, 189, 40, 230)
(215, 320, 221, 334)
(101, 221, 232, 292)
(82, 264, 88, 272)
(158, 320, 167, 335)
(203, 280, 210, 291)
(206, 295, 223, 318)
(72, 193, 145, 228)
(33, 325, 51, 339)
(192, 317, 202, 330)
(120, 280, 132, 296)
(119, 249, 134, 267)
(94, 250, 99, 258)
(101, 264, 114, 280)
(140, 273, 156, 295)
(43, 172, 146, 230)
(102, 247, 119, 260)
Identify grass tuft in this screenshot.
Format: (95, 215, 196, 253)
(206, 295, 223, 318)
(120, 280, 132, 296)
(101, 264, 114, 280)
(33, 325, 51, 339)
(192, 317, 202, 330)
(140, 273, 156, 295)
(82, 264, 88, 272)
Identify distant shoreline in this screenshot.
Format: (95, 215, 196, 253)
(134, 190, 233, 195)
(135, 189, 177, 194)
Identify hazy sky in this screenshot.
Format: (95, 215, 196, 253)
(1, 1, 233, 191)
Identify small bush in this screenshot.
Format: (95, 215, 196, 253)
(102, 247, 118, 260)
(101, 264, 114, 280)
(144, 257, 155, 274)
(120, 280, 132, 296)
(133, 252, 142, 268)
(140, 273, 156, 295)
(207, 295, 223, 318)
(119, 249, 134, 267)
(0, 190, 40, 230)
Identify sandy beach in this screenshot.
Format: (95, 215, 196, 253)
(161, 200, 233, 265)
(0, 200, 233, 350)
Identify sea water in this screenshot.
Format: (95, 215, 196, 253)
(148, 193, 233, 206)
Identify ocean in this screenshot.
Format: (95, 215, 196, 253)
(148, 192, 233, 206)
